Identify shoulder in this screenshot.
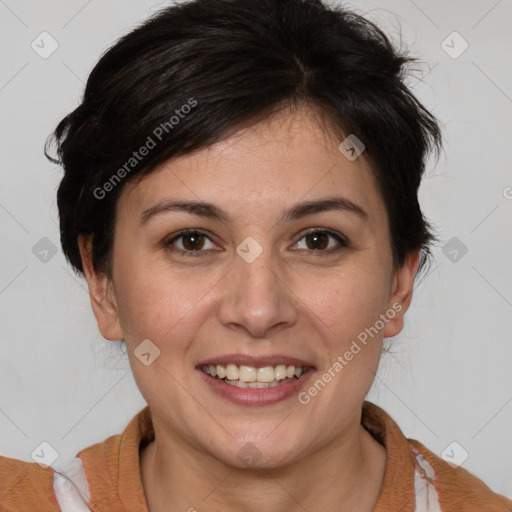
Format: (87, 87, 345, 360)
(0, 455, 60, 512)
(362, 401, 512, 511)
(409, 439, 512, 512)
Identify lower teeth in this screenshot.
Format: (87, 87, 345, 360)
(214, 376, 298, 388)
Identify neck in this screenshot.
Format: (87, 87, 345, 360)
(140, 412, 387, 512)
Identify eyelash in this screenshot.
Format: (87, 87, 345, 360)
(164, 228, 349, 258)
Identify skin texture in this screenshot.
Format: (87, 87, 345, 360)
(79, 105, 420, 512)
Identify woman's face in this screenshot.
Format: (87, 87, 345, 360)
(83, 106, 418, 468)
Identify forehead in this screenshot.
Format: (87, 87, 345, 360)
(117, 106, 386, 228)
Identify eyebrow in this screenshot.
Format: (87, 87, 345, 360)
(140, 196, 368, 226)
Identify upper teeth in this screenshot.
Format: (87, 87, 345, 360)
(203, 364, 304, 383)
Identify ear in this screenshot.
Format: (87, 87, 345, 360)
(383, 249, 421, 338)
(78, 234, 124, 341)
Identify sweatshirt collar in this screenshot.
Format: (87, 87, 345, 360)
(79, 401, 417, 512)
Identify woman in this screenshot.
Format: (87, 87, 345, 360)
(1, 0, 511, 510)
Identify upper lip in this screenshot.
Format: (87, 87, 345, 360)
(197, 354, 315, 369)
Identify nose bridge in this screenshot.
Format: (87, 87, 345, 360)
(236, 242, 277, 294)
(217, 236, 298, 337)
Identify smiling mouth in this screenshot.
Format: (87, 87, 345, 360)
(200, 363, 312, 389)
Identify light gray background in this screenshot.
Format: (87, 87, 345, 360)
(1, 0, 511, 499)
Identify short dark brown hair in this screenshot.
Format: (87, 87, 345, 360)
(46, 0, 442, 277)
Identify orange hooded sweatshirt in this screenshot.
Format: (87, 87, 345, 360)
(1, 401, 511, 512)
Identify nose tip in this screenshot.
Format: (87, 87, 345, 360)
(217, 248, 298, 339)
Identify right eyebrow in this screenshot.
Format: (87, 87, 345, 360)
(140, 200, 231, 226)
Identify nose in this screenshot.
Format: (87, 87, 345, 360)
(217, 245, 299, 339)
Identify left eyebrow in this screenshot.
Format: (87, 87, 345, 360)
(139, 196, 368, 226)
(280, 196, 368, 223)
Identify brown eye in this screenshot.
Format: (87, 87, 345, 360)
(181, 232, 206, 251)
(304, 231, 329, 250)
(294, 229, 348, 255)
(166, 230, 217, 256)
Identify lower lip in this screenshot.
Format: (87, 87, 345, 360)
(196, 368, 315, 406)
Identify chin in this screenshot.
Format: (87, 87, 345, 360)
(206, 435, 304, 470)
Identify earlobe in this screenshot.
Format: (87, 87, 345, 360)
(383, 249, 421, 338)
(77, 235, 124, 341)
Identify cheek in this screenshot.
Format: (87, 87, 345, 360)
(298, 267, 389, 404)
(300, 262, 391, 339)
(112, 254, 216, 349)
